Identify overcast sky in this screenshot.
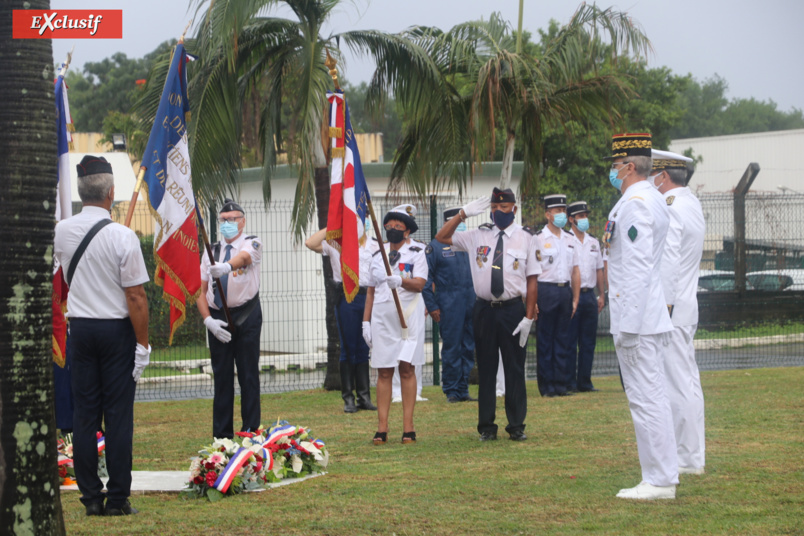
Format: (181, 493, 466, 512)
(51, 0, 804, 112)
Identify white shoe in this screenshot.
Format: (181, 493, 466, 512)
(616, 481, 676, 500)
(496, 392, 505, 398)
(416, 395, 428, 402)
(391, 396, 402, 403)
(679, 466, 705, 475)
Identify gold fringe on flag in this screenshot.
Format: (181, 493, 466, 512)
(329, 127, 342, 138)
(331, 147, 345, 159)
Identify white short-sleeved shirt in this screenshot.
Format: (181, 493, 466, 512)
(54, 206, 149, 319)
(369, 239, 427, 304)
(452, 223, 541, 301)
(533, 226, 579, 284)
(321, 237, 379, 286)
(572, 231, 604, 289)
(200, 232, 262, 308)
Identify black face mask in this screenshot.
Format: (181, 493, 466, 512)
(386, 229, 406, 244)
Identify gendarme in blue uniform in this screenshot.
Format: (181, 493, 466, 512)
(423, 237, 476, 401)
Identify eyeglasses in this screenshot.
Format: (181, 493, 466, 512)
(610, 162, 629, 171)
(218, 216, 243, 224)
(384, 223, 407, 231)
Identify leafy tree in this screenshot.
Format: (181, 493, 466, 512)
(0, 0, 66, 533)
(340, 81, 404, 159)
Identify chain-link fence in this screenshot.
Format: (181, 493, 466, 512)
(123, 191, 804, 401)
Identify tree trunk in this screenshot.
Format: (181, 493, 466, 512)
(0, 1, 66, 533)
(499, 129, 517, 188)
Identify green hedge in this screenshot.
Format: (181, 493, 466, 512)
(139, 234, 206, 349)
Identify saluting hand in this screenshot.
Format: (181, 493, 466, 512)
(461, 196, 491, 218)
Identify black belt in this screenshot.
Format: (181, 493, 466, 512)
(336, 286, 368, 297)
(539, 281, 569, 287)
(476, 297, 522, 308)
(580, 288, 594, 293)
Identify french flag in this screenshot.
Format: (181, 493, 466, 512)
(264, 424, 296, 445)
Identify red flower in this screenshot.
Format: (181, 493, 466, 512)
(193, 476, 204, 485)
(206, 471, 217, 486)
(205, 462, 216, 470)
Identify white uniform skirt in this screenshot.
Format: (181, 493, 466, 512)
(370, 294, 426, 369)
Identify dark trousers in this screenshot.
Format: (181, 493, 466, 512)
(69, 318, 136, 509)
(536, 283, 573, 395)
(569, 290, 599, 391)
(335, 292, 370, 364)
(438, 289, 475, 399)
(473, 299, 527, 435)
(209, 303, 262, 439)
(54, 333, 74, 431)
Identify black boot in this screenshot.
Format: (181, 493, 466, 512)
(354, 361, 377, 410)
(340, 362, 358, 413)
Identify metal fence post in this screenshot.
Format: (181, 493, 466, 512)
(429, 194, 440, 386)
(733, 163, 760, 292)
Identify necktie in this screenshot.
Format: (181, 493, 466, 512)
(214, 244, 233, 308)
(491, 231, 505, 298)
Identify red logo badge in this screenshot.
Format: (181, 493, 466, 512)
(12, 10, 122, 39)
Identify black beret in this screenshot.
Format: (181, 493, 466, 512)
(220, 198, 244, 214)
(490, 187, 516, 203)
(76, 155, 113, 177)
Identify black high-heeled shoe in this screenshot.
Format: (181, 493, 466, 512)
(373, 432, 387, 445)
(402, 431, 416, 444)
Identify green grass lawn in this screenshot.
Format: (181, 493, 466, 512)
(61, 366, 804, 535)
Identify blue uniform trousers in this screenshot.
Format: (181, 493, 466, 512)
(70, 318, 136, 510)
(54, 333, 74, 431)
(473, 299, 527, 435)
(335, 291, 370, 364)
(437, 289, 475, 399)
(568, 290, 599, 391)
(209, 302, 262, 439)
(536, 283, 573, 395)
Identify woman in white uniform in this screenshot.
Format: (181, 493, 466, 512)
(362, 205, 428, 444)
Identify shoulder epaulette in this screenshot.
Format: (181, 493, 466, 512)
(522, 225, 535, 235)
(245, 235, 257, 240)
(564, 229, 574, 236)
(409, 246, 422, 252)
(425, 244, 433, 254)
(372, 249, 382, 256)
(479, 223, 494, 230)
(587, 233, 597, 239)
(371, 237, 378, 241)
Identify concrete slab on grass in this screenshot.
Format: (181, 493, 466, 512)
(60, 471, 325, 493)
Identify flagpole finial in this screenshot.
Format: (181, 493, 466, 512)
(179, 20, 192, 44)
(324, 49, 340, 90)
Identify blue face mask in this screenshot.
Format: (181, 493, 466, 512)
(456, 222, 467, 232)
(553, 213, 568, 228)
(220, 221, 239, 239)
(576, 218, 590, 232)
(491, 210, 515, 229)
(609, 169, 623, 192)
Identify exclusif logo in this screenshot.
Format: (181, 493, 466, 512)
(12, 10, 122, 39)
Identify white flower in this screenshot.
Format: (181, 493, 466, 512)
(321, 450, 329, 469)
(291, 454, 303, 473)
(299, 441, 323, 461)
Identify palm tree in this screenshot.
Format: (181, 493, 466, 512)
(384, 5, 651, 197)
(0, 0, 66, 533)
(135, 0, 438, 389)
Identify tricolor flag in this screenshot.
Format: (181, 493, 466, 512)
(52, 61, 73, 367)
(213, 447, 252, 493)
(140, 43, 201, 344)
(264, 424, 296, 445)
(325, 91, 371, 303)
(97, 432, 105, 454)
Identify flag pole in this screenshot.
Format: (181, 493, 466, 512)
(324, 50, 406, 330)
(197, 213, 235, 330)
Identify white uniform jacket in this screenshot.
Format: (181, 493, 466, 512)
(606, 181, 674, 336)
(661, 187, 705, 327)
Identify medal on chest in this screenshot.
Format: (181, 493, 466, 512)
(603, 218, 616, 250)
(476, 246, 490, 268)
(513, 259, 519, 270)
(398, 262, 413, 279)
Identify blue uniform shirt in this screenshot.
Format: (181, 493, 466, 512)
(423, 238, 475, 313)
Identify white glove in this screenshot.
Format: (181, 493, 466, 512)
(386, 274, 403, 289)
(461, 196, 491, 218)
(616, 332, 640, 367)
(209, 261, 233, 279)
(133, 343, 151, 382)
(204, 316, 232, 343)
(362, 321, 372, 349)
(512, 317, 533, 348)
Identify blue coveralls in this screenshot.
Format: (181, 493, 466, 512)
(423, 238, 476, 400)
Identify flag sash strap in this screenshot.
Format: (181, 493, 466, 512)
(213, 447, 252, 493)
(264, 425, 296, 445)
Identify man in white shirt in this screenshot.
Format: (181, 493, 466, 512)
(197, 199, 262, 440)
(650, 149, 707, 476)
(605, 133, 678, 500)
(54, 155, 150, 516)
(567, 201, 606, 393)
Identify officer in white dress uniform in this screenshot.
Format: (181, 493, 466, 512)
(604, 133, 678, 500)
(198, 199, 263, 440)
(436, 188, 541, 442)
(362, 205, 428, 444)
(650, 149, 707, 475)
(533, 194, 580, 397)
(567, 201, 606, 393)
(305, 227, 379, 413)
(54, 155, 150, 516)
